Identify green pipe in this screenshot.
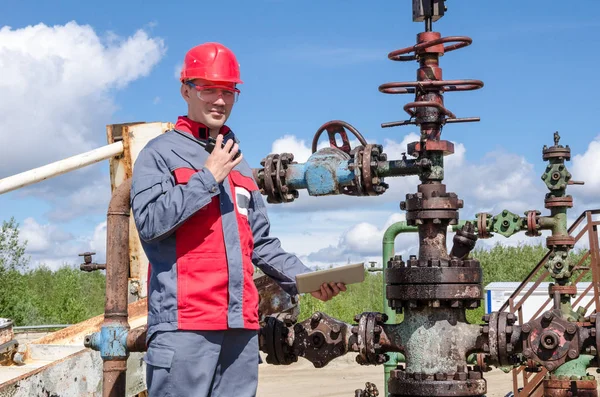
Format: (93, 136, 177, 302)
(552, 354, 594, 378)
(382, 221, 416, 395)
(380, 220, 468, 394)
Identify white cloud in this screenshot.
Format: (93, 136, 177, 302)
(263, 132, 589, 266)
(89, 221, 107, 263)
(174, 62, 182, 80)
(0, 21, 165, 220)
(572, 136, 600, 203)
(271, 135, 314, 163)
(19, 217, 72, 253)
(301, 213, 420, 268)
(18, 217, 105, 270)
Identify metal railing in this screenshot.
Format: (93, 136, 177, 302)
(496, 209, 600, 396)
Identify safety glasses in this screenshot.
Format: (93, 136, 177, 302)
(186, 82, 240, 104)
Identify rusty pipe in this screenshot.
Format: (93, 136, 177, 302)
(103, 178, 132, 397)
(127, 325, 148, 353)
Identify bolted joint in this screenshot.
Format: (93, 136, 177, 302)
(84, 324, 130, 360)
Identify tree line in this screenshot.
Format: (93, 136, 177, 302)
(0, 218, 591, 326)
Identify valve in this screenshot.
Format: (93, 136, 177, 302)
(311, 120, 368, 155)
(253, 120, 434, 203)
(78, 252, 106, 272)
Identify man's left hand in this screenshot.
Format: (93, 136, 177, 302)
(311, 282, 347, 302)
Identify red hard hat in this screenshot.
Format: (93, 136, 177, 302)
(180, 42, 243, 84)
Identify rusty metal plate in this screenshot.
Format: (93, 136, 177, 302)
(406, 209, 459, 221)
(488, 312, 499, 365)
(543, 147, 571, 161)
(545, 196, 573, 209)
(386, 284, 482, 301)
(548, 285, 577, 296)
(407, 140, 455, 156)
(388, 371, 486, 396)
(405, 196, 461, 211)
(254, 274, 298, 323)
(543, 378, 597, 397)
(546, 236, 576, 249)
(386, 267, 482, 284)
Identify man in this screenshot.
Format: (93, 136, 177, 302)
(130, 42, 346, 397)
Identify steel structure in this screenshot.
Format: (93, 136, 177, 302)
(0, 1, 598, 396)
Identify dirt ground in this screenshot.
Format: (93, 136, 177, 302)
(257, 353, 521, 397)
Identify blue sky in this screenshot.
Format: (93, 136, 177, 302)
(1, 1, 600, 269)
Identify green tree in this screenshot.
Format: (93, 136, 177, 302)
(0, 217, 28, 271)
(0, 218, 107, 326)
(0, 217, 37, 324)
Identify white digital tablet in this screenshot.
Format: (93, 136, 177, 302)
(295, 262, 366, 294)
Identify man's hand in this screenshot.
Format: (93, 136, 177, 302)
(204, 134, 243, 183)
(310, 282, 347, 302)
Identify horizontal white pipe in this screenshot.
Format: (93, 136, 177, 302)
(0, 141, 124, 195)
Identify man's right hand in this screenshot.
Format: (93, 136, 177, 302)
(204, 134, 243, 183)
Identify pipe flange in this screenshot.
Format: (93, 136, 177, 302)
(351, 312, 388, 366)
(386, 266, 482, 285)
(542, 146, 571, 161)
(543, 377, 597, 396)
(388, 367, 486, 396)
(387, 255, 406, 270)
(595, 313, 600, 357)
(258, 153, 299, 204)
(386, 283, 483, 306)
(260, 315, 297, 365)
(545, 195, 574, 209)
(476, 212, 492, 239)
(481, 312, 518, 367)
(546, 236, 576, 250)
(346, 146, 365, 196)
(359, 144, 388, 196)
(522, 310, 580, 371)
(525, 210, 541, 237)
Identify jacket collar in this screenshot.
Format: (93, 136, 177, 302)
(175, 116, 232, 140)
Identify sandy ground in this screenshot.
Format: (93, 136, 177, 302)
(257, 353, 519, 397)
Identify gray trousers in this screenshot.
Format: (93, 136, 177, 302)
(144, 329, 259, 397)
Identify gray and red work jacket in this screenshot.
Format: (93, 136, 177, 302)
(130, 116, 309, 342)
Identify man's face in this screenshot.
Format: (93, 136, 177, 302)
(181, 78, 237, 131)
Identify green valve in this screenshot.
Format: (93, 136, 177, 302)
(490, 210, 523, 237)
(542, 163, 571, 191)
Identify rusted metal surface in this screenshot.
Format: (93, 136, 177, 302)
(126, 326, 147, 353)
(103, 178, 133, 397)
(107, 122, 173, 301)
(33, 298, 146, 347)
(477, 213, 492, 239)
(407, 140, 455, 156)
(450, 222, 478, 259)
(543, 377, 598, 397)
(350, 312, 389, 365)
(545, 196, 574, 208)
(103, 360, 127, 397)
(546, 235, 576, 249)
(521, 310, 581, 372)
(254, 274, 299, 324)
(526, 210, 542, 237)
(355, 382, 379, 397)
(258, 153, 299, 204)
(259, 311, 350, 368)
(79, 251, 106, 272)
(0, 320, 14, 347)
(388, 367, 486, 397)
(311, 120, 368, 155)
(386, 256, 482, 313)
(480, 312, 520, 367)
